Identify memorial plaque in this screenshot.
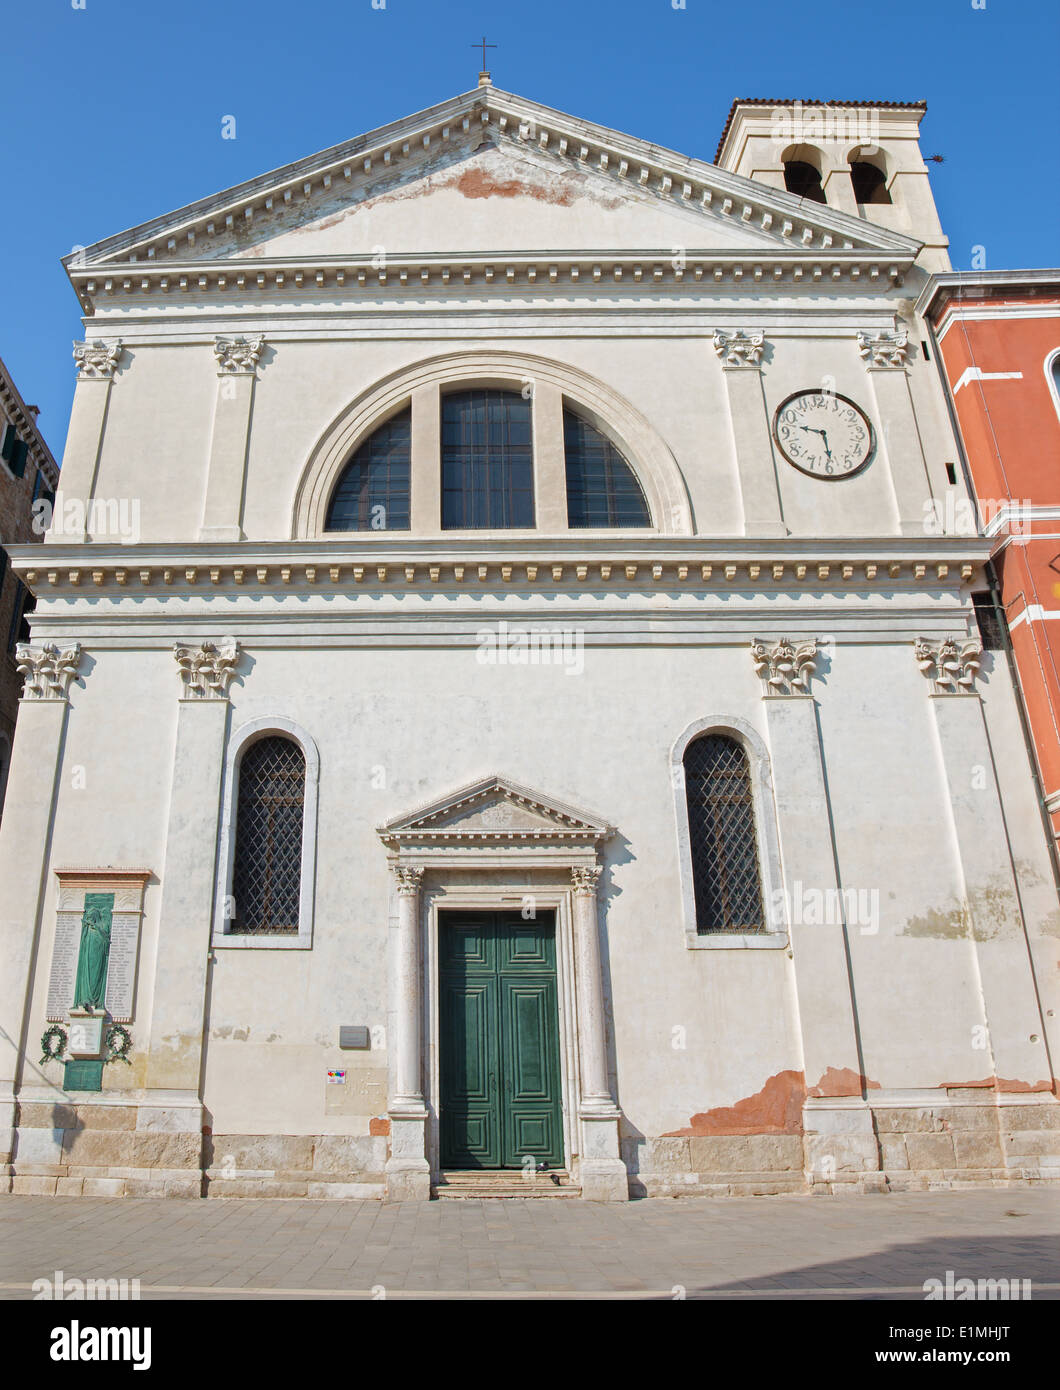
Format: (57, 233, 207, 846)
(47, 870, 150, 1024)
(45, 912, 82, 1021)
(104, 913, 141, 1023)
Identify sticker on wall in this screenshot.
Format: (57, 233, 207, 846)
(326, 1070, 347, 1085)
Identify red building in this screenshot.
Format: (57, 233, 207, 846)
(922, 270, 1060, 850)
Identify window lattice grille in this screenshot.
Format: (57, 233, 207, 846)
(564, 410, 651, 528)
(231, 736, 305, 934)
(684, 735, 765, 933)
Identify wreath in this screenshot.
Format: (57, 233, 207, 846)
(105, 1024, 133, 1065)
(41, 1024, 67, 1065)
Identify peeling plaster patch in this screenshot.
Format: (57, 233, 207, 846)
(1037, 911, 1060, 939)
(243, 148, 623, 253)
(231, 1028, 249, 1042)
(938, 1076, 1055, 1094)
(808, 1066, 880, 1099)
(663, 1069, 807, 1136)
(901, 904, 972, 939)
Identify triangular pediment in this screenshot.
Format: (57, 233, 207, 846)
(68, 85, 920, 277)
(379, 775, 612, 846)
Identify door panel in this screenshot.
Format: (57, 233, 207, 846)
(440, 911, 563, 1170)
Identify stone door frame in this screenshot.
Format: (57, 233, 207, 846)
(377, 775, 629, 1202)
(425, 880, 580, 1181)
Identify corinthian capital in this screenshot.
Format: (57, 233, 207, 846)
(393, 865, 424, 896)
(713, 329, 765, 368)
(73, 340, 123, 379)
(16, 642, 83, 701)
(751, 636, 818, 696)
(571, 864, 602, 896)
(914, 636, 982, 695)
(857, 329, 909, 368)
(213, 335, 265, 375)
(174, 639, 240, 699)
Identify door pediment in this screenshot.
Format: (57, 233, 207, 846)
(378, 775, 611, 863)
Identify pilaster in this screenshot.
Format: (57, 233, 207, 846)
(915, 637, 1052, 1089)
(858, 329, 935, 536)
(571, 865, 627, 1201)
(754, 638, 877, 1180)
(713, 331, 787, 538)
(199, 337, 264, 542)
(0, 644, 83, 1181)
(385, 864, 430, 1201)
(47, 343, 123, 544)
(144, 642, 239, 1102)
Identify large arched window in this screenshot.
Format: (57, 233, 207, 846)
(325, 408, 410, 531)
(564, 409, 651, 528)
(441, 388, 535, 529)
(683, 734, 765, 934)
(231, 735, 306, 934)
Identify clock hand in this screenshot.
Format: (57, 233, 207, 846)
(820, 429, 833, 459)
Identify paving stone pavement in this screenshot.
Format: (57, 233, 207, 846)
(1, 1188, 1057, 1299)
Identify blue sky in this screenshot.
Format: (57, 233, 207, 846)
(4, 0, 1057, 459)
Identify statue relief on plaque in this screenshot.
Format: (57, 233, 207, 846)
(46, 870, 151, 1026)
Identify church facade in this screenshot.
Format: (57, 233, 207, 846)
(1, 86, 1057, 1202)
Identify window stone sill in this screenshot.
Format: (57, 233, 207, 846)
(684, 931, 789, 950)
(211, 932, 313, 950)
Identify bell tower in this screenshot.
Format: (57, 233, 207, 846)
(713, 99, 951, 271)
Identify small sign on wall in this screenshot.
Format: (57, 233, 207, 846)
(339, 1026, 370, 1050)
(326, 1070, 347, 1085)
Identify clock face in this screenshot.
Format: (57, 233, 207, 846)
(772, 391, 875, 479)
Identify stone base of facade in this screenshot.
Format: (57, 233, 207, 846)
(6, 1093, 1057, 1200)
(626, 1095, 1060, 1197)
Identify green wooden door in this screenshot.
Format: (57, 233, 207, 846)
(439, 911, 564, 1170)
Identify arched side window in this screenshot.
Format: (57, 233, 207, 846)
(232, 737, 304, 933)
(671, 717, 787, 950)
(1046, 348, 1060, 425)
(564, 409, 651, 528)
(213, 719, 319, 949)
(684, 735, 764, 933)
(325, 408, 410, 531)
(783, 159, 826, 203)
(850, 160, 891, 206)
(441, 388, 535, 529)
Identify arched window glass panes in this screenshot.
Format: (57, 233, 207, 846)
(325, 409, 411, 531)
(684, 734, 765, 934)
(564, 409, 651, 528)
(231, 736, 305, 934)
(441, 389, 535, 529)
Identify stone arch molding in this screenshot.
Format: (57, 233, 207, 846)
(291, 350, 695, 537)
